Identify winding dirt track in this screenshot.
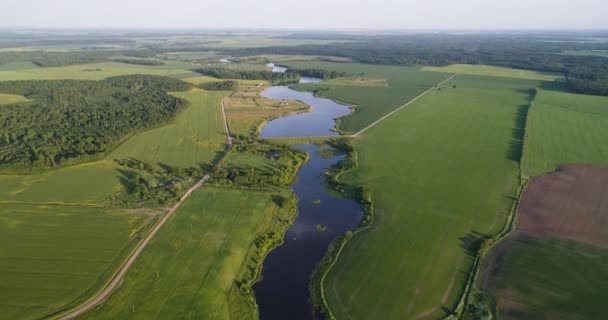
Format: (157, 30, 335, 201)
(58, 94, 233, 320)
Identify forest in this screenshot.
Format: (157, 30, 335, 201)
(198, 80, 239, 91)
(0, 49, 155, 67)
(0, 75, 192, 169)
(193, 67, 301, 84)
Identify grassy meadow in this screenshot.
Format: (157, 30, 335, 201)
(522, 89, 608, 177)
(223, 85, 309, 138)
(285, 61, 449, 133)
(0, 93, 29, 104)
(0, 204, 156, 320)
(83, 187, 294, 320)
(323, 75, 540, 319)
(422, 64, 562, 81)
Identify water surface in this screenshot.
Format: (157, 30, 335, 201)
(253, 144, 363, 320)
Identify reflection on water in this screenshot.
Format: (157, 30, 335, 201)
(253, 144, 363, 320)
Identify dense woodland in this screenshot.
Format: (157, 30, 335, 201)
(233, 34, 608, 95)
(0, 75, 192, 169)
(198, 80, 239, 91)
(111, 58, 165, 66)
(193, 67, 301, 84)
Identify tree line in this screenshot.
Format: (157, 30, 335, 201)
(0, 75, 193, 170)
(231, 34, 608, 96)
(198, 80, 239, 91)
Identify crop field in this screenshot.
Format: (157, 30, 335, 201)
(0, 61, 198, 81)
(522, 89, 608, 177)
(422, 64, 561, 81)
(323, 75, 540, 319)
(224, 85, 309, 138)
(0, 203, 156, 320)
(478, 165, 608, 319)
(84, 187, 294, 320)
(0, 81, 227, 318)
(286, 61, 450, 133)
(109, 88, 227, 169)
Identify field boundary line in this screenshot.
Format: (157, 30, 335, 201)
(351, 74, 456, 137)
(55, 91, 234, 320)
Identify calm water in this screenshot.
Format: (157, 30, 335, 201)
(259, 85, 352, 138)
(253, 144, 363, 320)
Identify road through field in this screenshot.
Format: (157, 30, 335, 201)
(352, 74, 455, 137)
(58, 92, 233, 320)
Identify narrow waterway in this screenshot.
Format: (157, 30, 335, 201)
(253, 144, 363, 320)
(253, 64, 363, 319)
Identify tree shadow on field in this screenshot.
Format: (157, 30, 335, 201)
(115, 168, 138, 194)
(459, 230, 491, 258)
(505, 89, 535, 163)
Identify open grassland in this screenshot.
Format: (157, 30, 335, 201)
(324, 75, 540, 319)
(0, 204, 156, 320)
(110, 89, 227, 168)
(0, 93, 29, 104)
(0, 61, 198, 81)
(562, 49, 608, 58)
(224, 85, 309, 138)
(522, 89, 608, 177)
(422, 64, 561, 81)
(479, 165, 608, 319)
(286, 61, 450, 133)
(83, 187, 294, 320)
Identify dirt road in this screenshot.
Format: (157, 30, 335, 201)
(58, 93, 233, 320)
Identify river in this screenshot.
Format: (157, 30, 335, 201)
(252, 66, 363, 319)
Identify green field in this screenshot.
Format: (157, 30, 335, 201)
(323, 75, 539, 319)
(0, 61, 198, 81)
(522, 89, 608, 177)
(84, 187, 294, 319)
(562, 49, 608, 58)
(109, 88, 227, 168)
(286, 61, 450, 133)
(0, 84, 227, 317)
(422, 64, 562, 81)
(482, 236, 608, 320)
(0, 204, 156, 320)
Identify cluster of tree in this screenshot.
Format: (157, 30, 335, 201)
(0, 49, 155, 67)
(198, 80, 239, 91)
(231, 34, 608, 95)
(0, 75, 193, 170)
(112, 158, 204, 207)
(210, 143, 308, 189)
(111, 58, 165, 66)
(290, 68, 348, 79)
(193, 67, 301, 84)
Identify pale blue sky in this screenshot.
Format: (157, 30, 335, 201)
(2, 0, 607, 30)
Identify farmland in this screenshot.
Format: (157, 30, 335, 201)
(478, 165, 608, 319)
(322, 74, 539, 319)
(0, 204, 157, 320)
(422, 64, 561, 81)
(285, 61, 450, 133)
(109, 88, 227, 168)
(0, 64, 228, 318)
(522, 89, 608, 177)
(83, 187, 296, 320)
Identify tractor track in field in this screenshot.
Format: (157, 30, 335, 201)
(57, 93, 233, 320)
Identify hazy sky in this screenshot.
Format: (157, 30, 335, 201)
(3, 0, 607, 30)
